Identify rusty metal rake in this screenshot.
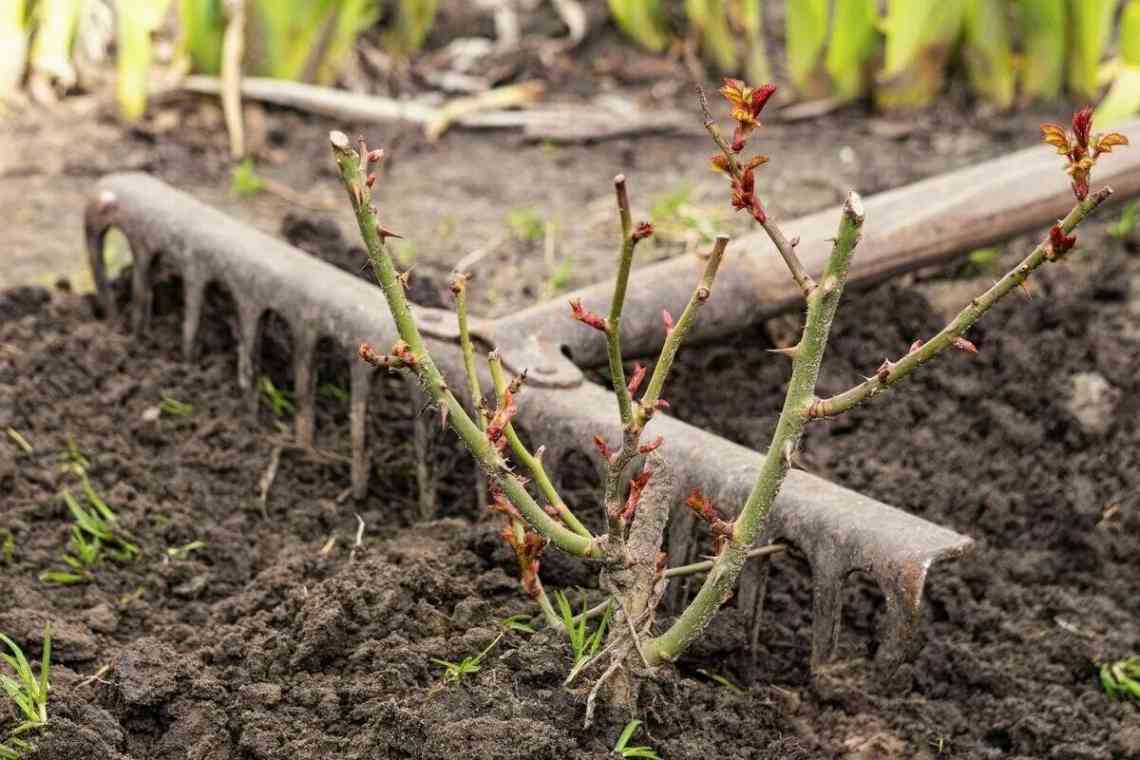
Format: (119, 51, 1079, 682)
(84, 119, 1140, 673)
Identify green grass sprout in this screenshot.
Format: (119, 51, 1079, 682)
(56, 435, 89, 478)
(431, 630, 505, 685)
(612, 719, 662, 759)
(507, 207, 545, 243)
(258, 376, 296, 417)
(1099, 656, 1140, 704)
(166, 541, 207, 560)
(318, 382, 350, 404)
(0, 530, 13, 565)
(4, 429, 32, 455)
(696, 667, 747, 694)
(40, 481, 139, 585)
(159, 396, 194, 417)
(231, 158, 266, 197)
(499, 614, 537, 635)
(0, 624, 51, 757)
(554, 591, 612, 665)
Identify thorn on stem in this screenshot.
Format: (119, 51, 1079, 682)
(662, 309, 675, 334)
(767, 344, 799, 360)
(908, 339, 924, 354)
(592, 435, 614, 462)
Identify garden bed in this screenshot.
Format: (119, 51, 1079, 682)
(2, 197, 1138, 757)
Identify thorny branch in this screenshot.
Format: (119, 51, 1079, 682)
(698, 82, 815, 297)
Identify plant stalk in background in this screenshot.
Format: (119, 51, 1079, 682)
(1068, 0, 1119, 100)
(28, 0, 81, 99)
(607, 0, 668, 53)
(0, 0, 29, 102)
(1017, 0, 1067, 100)
(876, 0, 964, 109)
(1094, 0, 1140, 125)
(963, 0, 1015, 108)
(116, 0, 173, 121)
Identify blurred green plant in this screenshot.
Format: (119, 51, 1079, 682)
(116, 0, 173, 121)
(1068, 0, 1120, 100)
(507, 207, 545, 242)
(0, 0, 31, 102)
(1094, 0, 1140, 126)
(159, 395, 194, 417)
(1099, 656, 1140, 704)
(28, 0, 81, 97)
(230, 158, 266, 196)
(1017, 0, 1067, 100)
(962, 0, 1015, 108)
(258, 376, 296, 417)
(876, 0, 964, 110)
(0, 625, 51, 760)
(607, 0, 668, 53)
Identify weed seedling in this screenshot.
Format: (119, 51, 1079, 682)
(317, 382, 350, 404)
(0, 531, 13, 565)
(40, 481, 139, 585)
(56, 436, 89, 478)
(499, 614, 537, 635)
(4, 429, 32, 455)
(158, 395, 194, 418)
(555, 591, 612, 666)
(507, 207, 545, 243)
(696, 668, 747, 695)
(258, 376, 296, 417)
(431, 630, 505, 685)
(165, 541, 207, 560)
(0, 625, 51, 758)
(1099, 656, 1140, 704)
(612, 720, 661, 759)
(230, 158, 266, 197)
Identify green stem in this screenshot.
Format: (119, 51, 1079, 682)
(639, 235, 729, 418)
(607, 175, 637, 429)
(452, 273, 484, 428)
(330, 131, 598, 559)
(808, 188, 1113, 418)
(647, 192, 865, 664)
(663, 543, 785, 578)
(488, 352, 593, 539)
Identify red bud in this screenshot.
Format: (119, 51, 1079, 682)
(633, 222, 654, 242)
(952, 337, 978, 355)
(569, 298, 608, 332)
(638, 436, 664, 455)
(627, 363, 647, 396)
